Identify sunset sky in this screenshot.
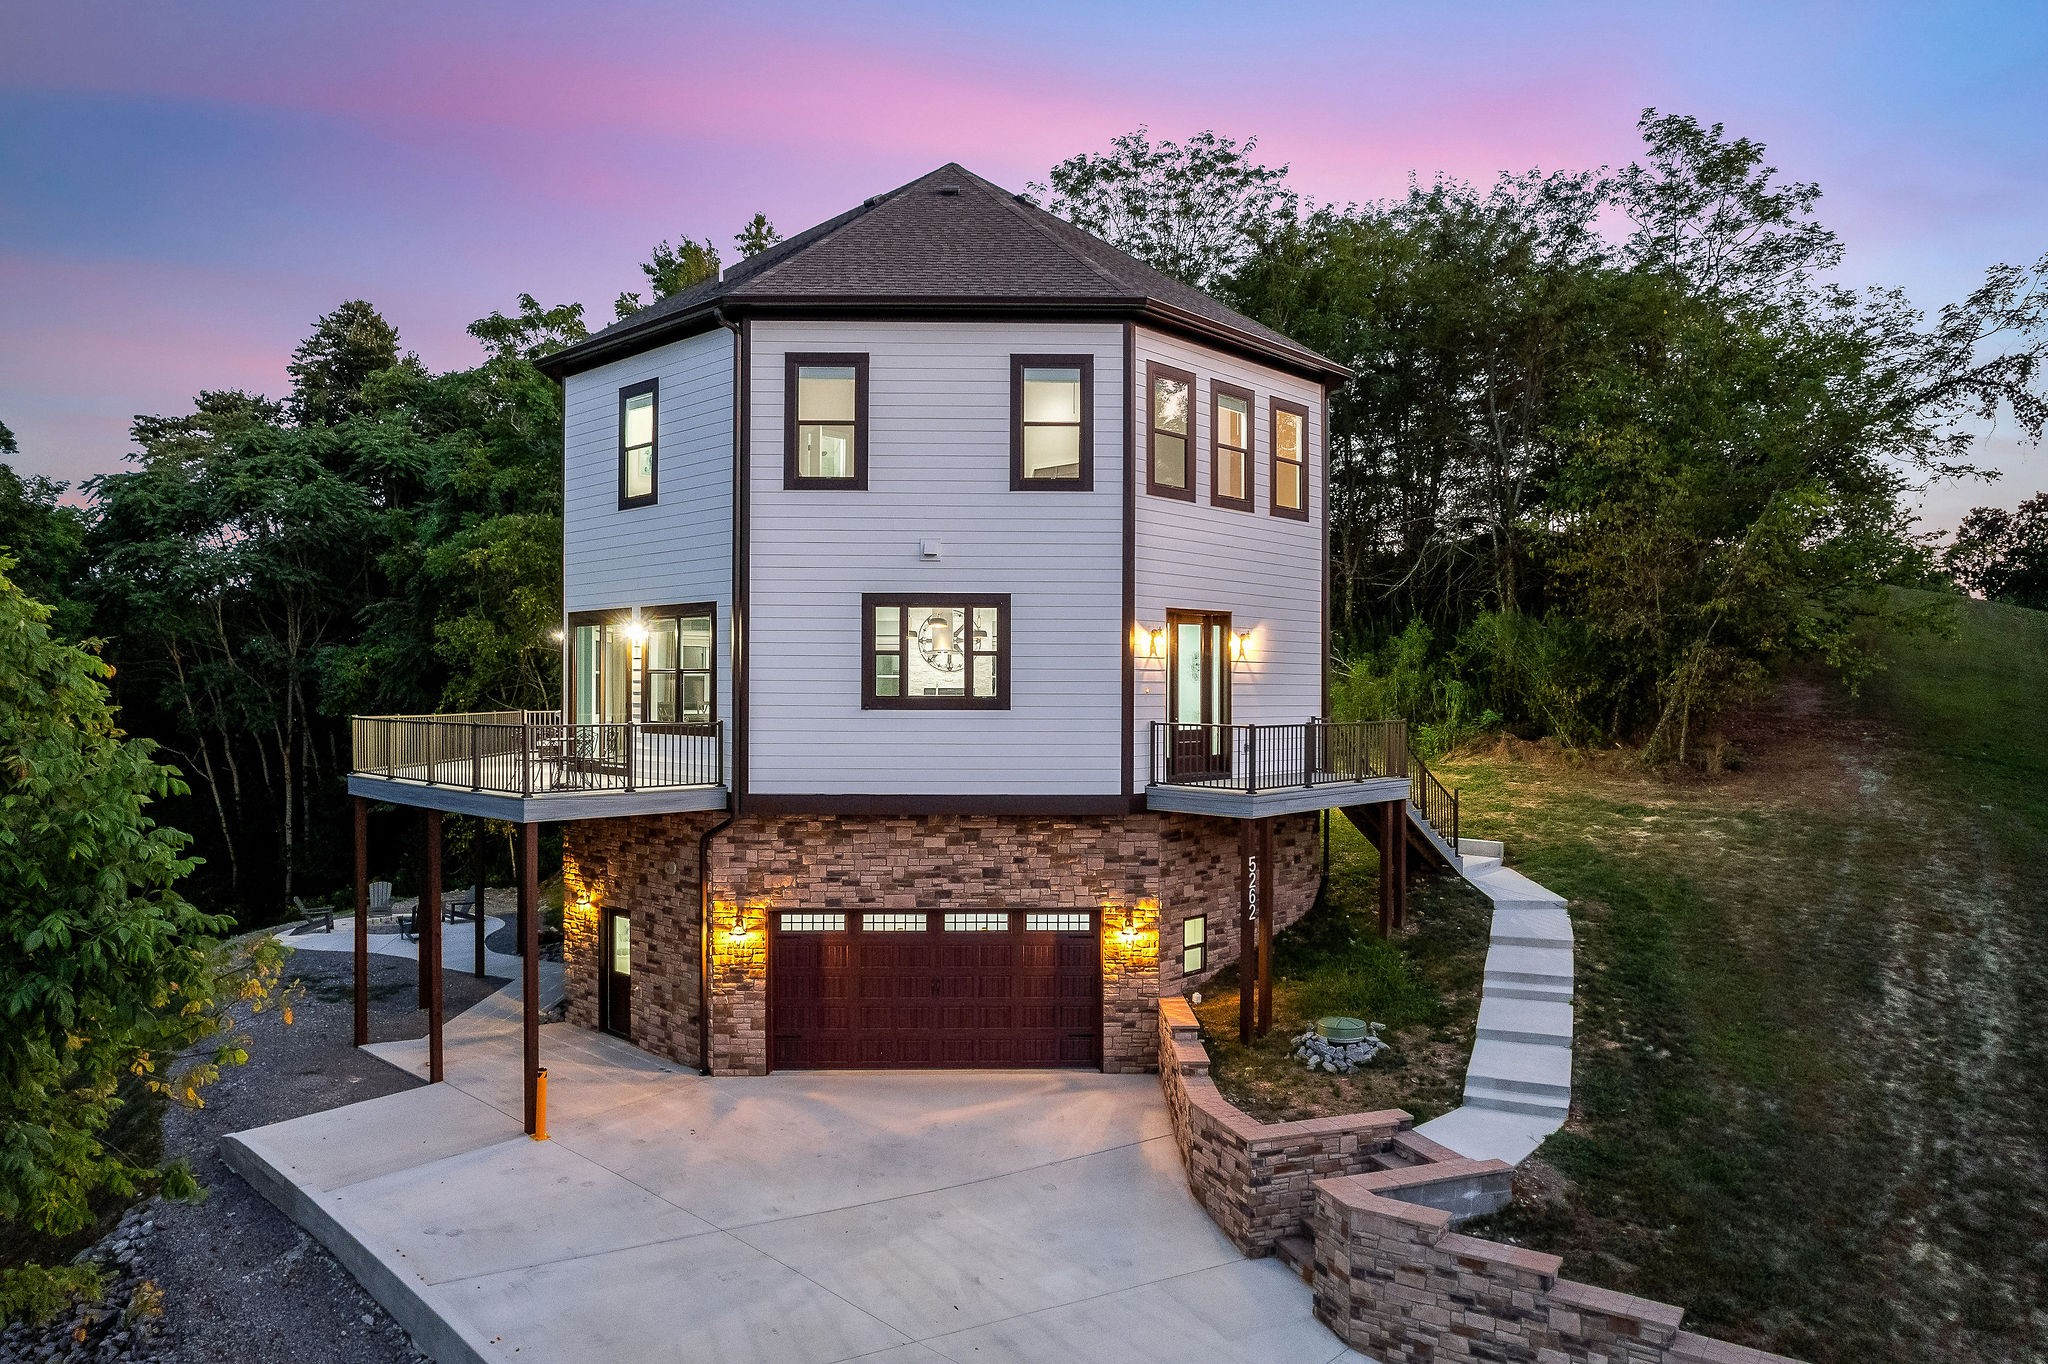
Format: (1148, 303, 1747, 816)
(4, 0, 2043, 526)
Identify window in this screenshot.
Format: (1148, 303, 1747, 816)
(568, 611, 633, 725)
(944, 913, 1010, 932)
(1211, 383, 1254, 511)
(1011, 354, 1093, 489)
(778, 913, 846, 932)
(1146, 363, 1196, 500)
(1270, 398, 1309, 520)
(641, 605, 716, 726)
(863, 594, 1010, 710)
(1182, 914, 1207, 975)
(784, 353, 868, 488)
(1025, 912, 1091, 932)
(861, 913, 926, 932)
(618, 379, 658, 508)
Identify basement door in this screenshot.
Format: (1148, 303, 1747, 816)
(769, 910, 1102, 1070)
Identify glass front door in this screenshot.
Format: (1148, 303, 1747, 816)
(570, 618, 633, 726)
(1167, 610, 1230, 778)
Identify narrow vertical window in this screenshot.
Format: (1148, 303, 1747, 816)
(1011, 354, 1093, 489)
(618, 379, 658, 508)
(1182, 914, 1207, 975)
(569, 612, 634, 725)
(1270, 399, 1309, 520)
(862, 594, 1009, 709)
(1211, 383, 1253, 511)
(1146, 363, 1196, 500)
(785, 353, 868, 488)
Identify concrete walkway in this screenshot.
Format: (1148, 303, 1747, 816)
(224, 970, 1366, 1364)
(1411, 840, 1574, 1166)
(274, 912, 565, 1005)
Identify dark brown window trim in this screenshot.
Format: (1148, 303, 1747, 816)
(636, 601, 719, 729)
(1209, 380, 1256, 512)
(565, 607, 631, 725)
(1144, 361, 1198, 502)
(1268, 396, 1311, 522)
(1009, 353, 1094, 491)
(783, 352, 869, 490)
(1165, 608, 1232, 727)
(861, 592, 1012, 710)
(617, 378, 658, 510)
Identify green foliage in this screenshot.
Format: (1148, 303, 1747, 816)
(1028, 127, 1298, 291)
(466, 293, 589, 363)
(0, 562, 283, 1250)
(0, 1262, 103, 1326)
(734, 212, 781, 258)
(1329, 620, 1500, 757)
(615, 236, 722, 319)
(0, 453, 90, 641)
(286, 300, 408, 427)
(1945, 494, 2048, 609)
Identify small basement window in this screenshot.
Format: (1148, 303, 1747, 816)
(1182, 914, 1207, 975)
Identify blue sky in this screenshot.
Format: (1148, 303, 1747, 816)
(2, 0, 2042, 527)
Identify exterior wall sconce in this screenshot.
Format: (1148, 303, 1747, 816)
(1230, 629, 1252, 663)
(550, 628, 565, 643)
(1136, 626, 1166, 661)
(626, 621, 649, 646)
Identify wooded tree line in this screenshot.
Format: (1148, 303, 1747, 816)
(4, 111, 2045, 917)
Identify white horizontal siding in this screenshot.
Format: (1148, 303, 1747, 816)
(1132, 327, 1326, 783)
(746, 319, 1126, 796)
(562, 328, 736, 782)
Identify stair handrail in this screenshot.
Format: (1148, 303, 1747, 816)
(1408, 748, 1460, 852)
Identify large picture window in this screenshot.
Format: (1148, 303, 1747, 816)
(1146, 363, 1196, 500)
(1210, 382, 1254, 511)
(862, 594, 1010, 709)
(641, 605, 716, 726)
(1270, 398, 1309, 520)
(1010, 353, 1093, 489)
(618, 379, 658, 509)
(784, 353, 868, 489)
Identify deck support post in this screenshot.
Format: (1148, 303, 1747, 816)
(518, 821, 541, 1135)
(1392, 801, 1409, 932)
(352, 796, 369, 1048)
(1255, 816, 1274, 1038)
(1378, 800, 1398, 938)
(473, 823, 488, 979)
(423, 810, 444, 1084)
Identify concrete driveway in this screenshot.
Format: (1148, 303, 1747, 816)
(225, 976, 1365, 1364)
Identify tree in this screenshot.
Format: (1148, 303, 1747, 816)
(735, 212, 782, 259)
(0, 423, 90, 640)
(1029, 128, 1298, 291)
(467, 293, 589, 363)
(0, 562, 283, 1313)
(614, 237, 722, 319)
(285, 300, 407, 427)
(1946, 495, 2048, 608)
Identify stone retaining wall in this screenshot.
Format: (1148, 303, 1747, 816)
(1154, 998, 1804, 1364)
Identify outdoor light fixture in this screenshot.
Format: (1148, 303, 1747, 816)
(1137, 626, 1166, 661)
(626, 622, 649, 645)
(1230, 629, 1252, 663)
(550, 628, 565, 643)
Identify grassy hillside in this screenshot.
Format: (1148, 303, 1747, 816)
(1447, 591, 2048, 1364)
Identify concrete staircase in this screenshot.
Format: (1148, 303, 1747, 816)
(1412, 840, 1576, 1166)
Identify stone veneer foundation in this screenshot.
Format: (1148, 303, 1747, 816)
(561, 809, 1323, 1076)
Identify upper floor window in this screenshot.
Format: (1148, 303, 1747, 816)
(642, 606, 715, 726)
(1146, 363, 1196, 501)
(1270, 399, 1309, 520)
(618, 379, 658, 509)
(863, 594, 1010, 710)
(1011, 354, 1093, 490)
(1211, 383, 1254, 511)
(785, 353, 868, 489)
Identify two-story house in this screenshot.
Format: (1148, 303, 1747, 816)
(346, 164, 1456, 1127)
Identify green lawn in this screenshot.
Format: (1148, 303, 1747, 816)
(1452, 591, 2048, 1364)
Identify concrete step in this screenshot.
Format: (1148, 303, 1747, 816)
(1467, 1038, 1573, 1095)
(1457, 837, 1505, 859)
(1463, 1081, 1574, 1118)
(1487, 981, 1575, 1005)
(1412, 1105, 1564, 1166)
(1483, 944, 1574, 987)
(1477, 996, 1573, 1047)
(1274, 1233, 1314, 1283)
(1489, 907, 1573, 949)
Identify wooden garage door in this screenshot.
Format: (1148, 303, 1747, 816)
(769, 910, 1102, 1070)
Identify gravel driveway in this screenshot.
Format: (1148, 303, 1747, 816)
(1, 944, 507, 1364)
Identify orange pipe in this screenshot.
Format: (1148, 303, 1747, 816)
(532, 1067, 549, 1141)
